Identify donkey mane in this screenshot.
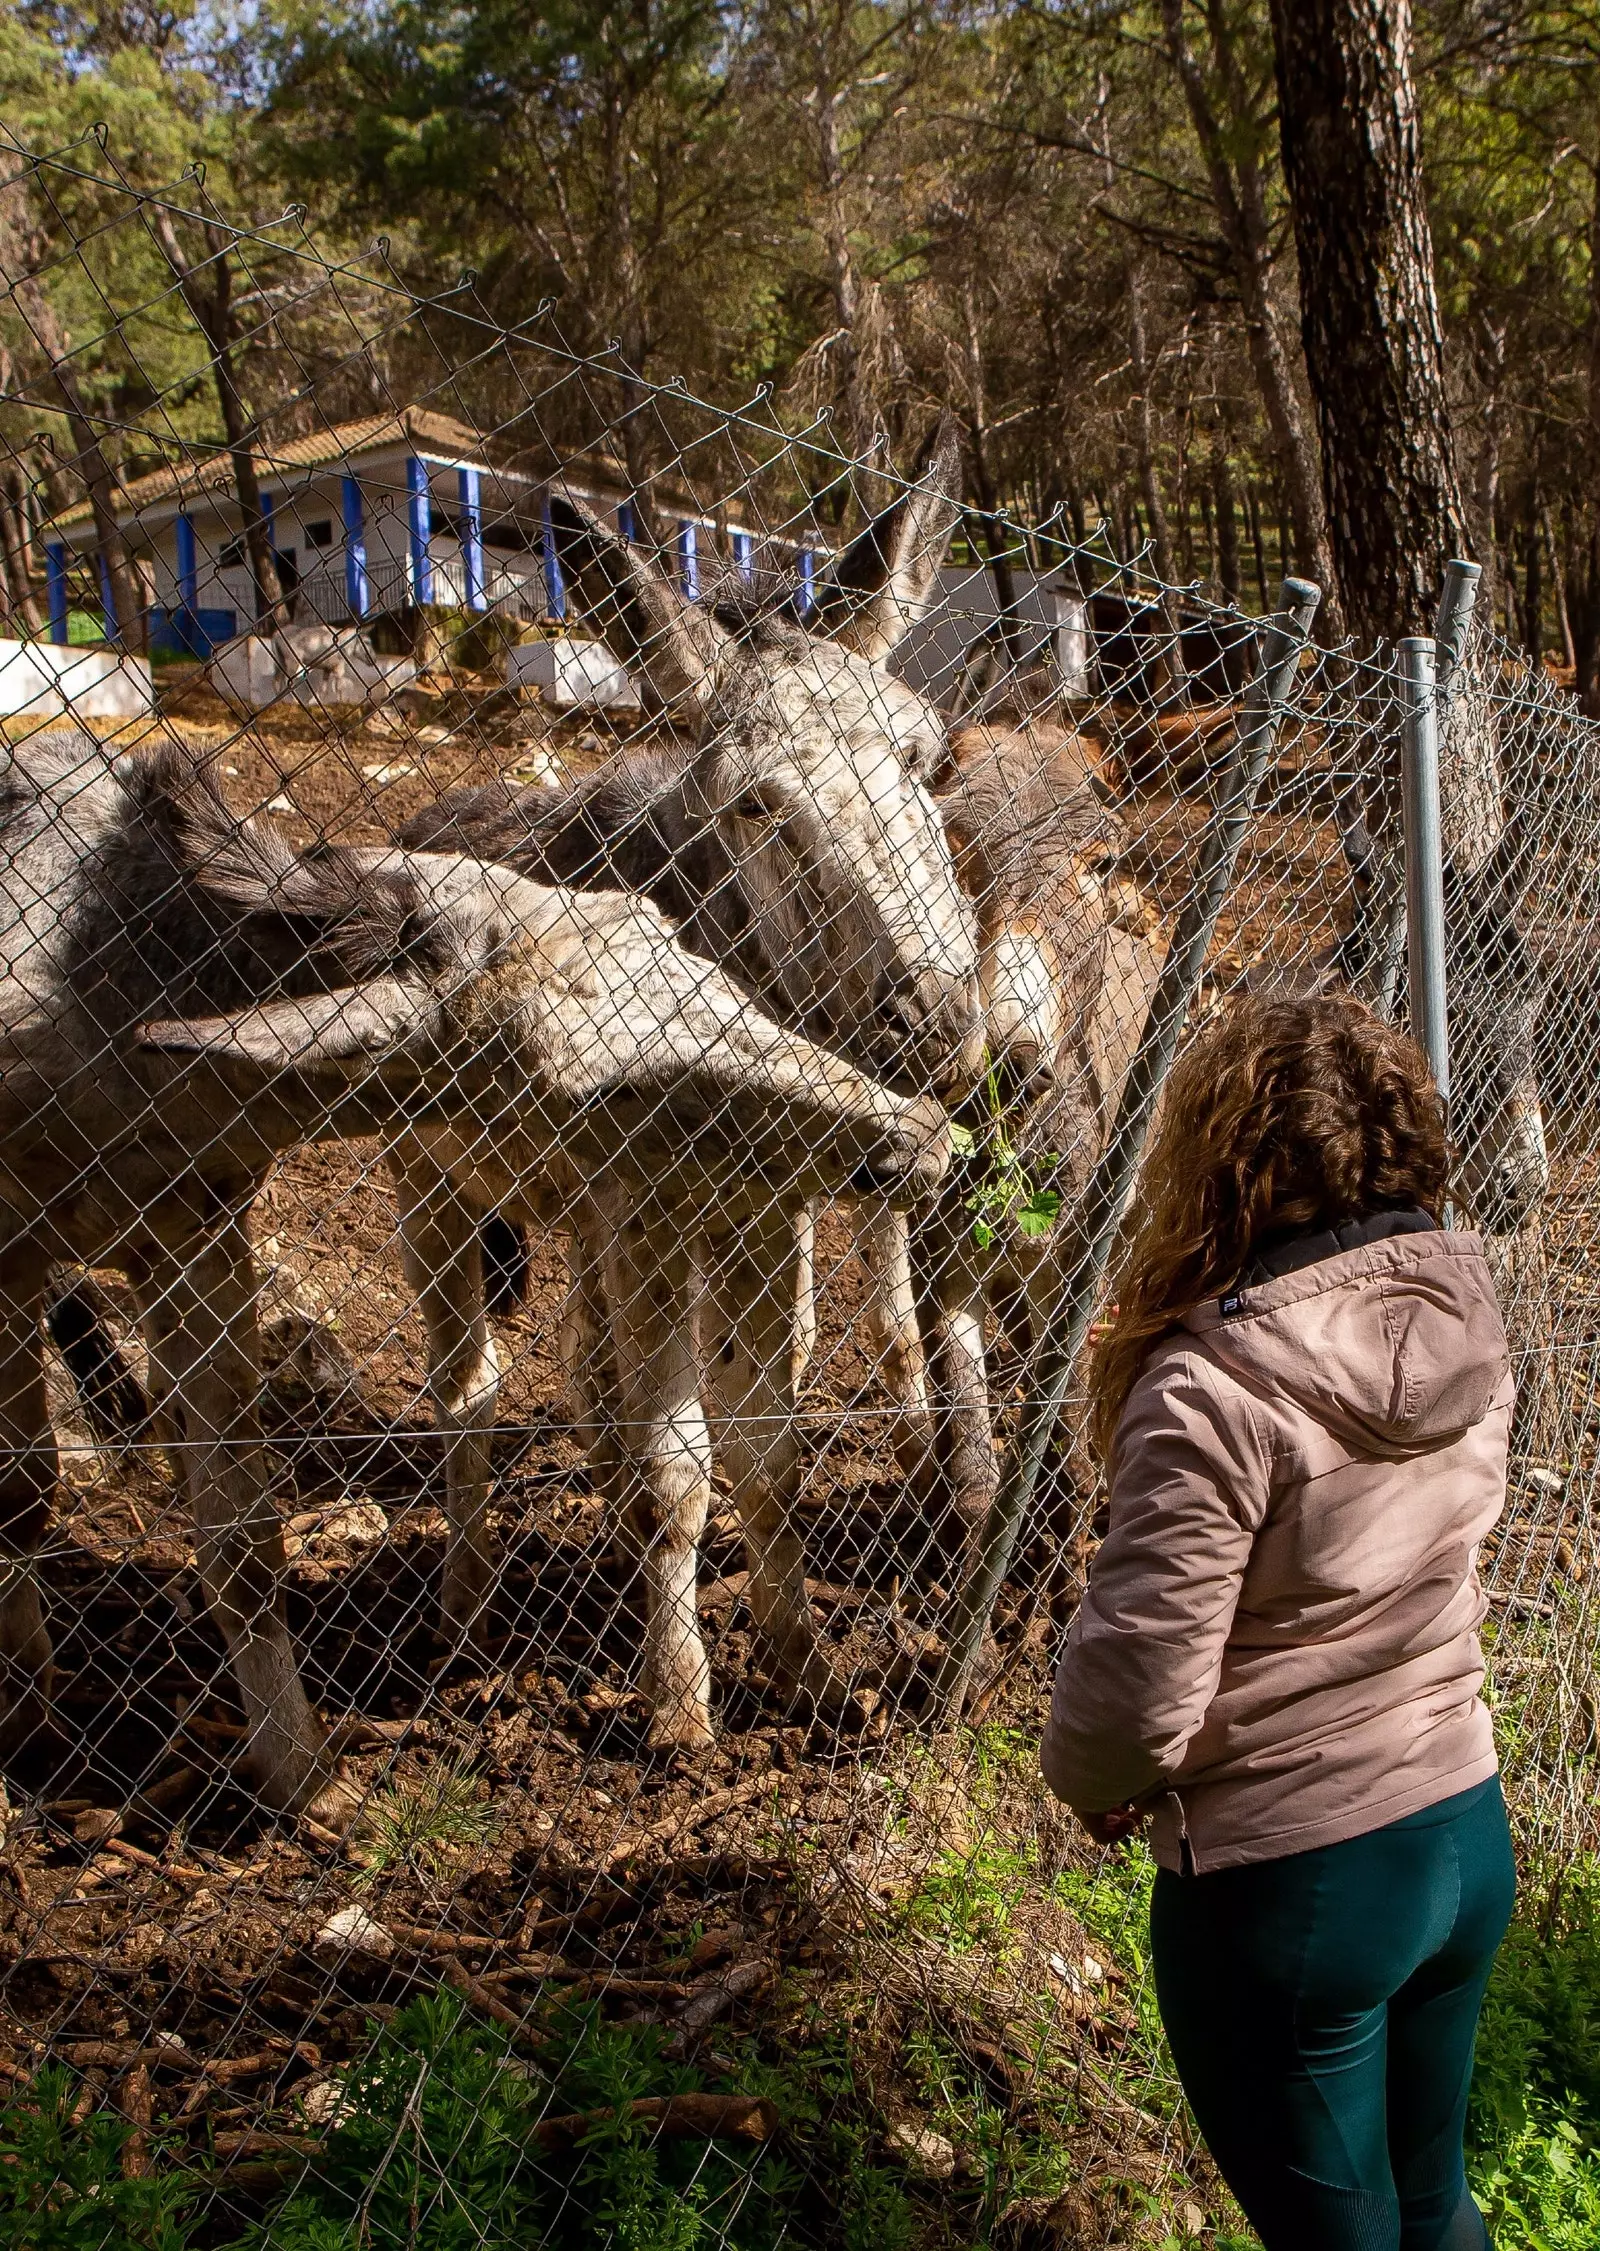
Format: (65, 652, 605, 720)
(111, 746, 456, 988)
(399, 745, 737, 952)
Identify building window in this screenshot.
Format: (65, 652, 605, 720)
(219, 536, 245, 568)
(306, 520, 334, 549)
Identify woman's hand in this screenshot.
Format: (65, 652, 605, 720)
(1073, 1802, 1146, 1846)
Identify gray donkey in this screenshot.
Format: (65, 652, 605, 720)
(396, 440, 981, 1745)
(0, 732, 949, 1823)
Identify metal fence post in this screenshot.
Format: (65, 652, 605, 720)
(1433, 557, 1482, 690)
(1399, 637, 1449, 1103)
(935, 575, 1323, 1720)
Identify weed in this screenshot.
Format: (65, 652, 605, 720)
(1466, 1853, 1600, 2243)
(353, 1760, 499, 1888)
(0, 2064, 193, 2251)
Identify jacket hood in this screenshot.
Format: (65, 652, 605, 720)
(1183, 1230, 1510, 1456)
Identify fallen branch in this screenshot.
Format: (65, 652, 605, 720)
(103, 1837, 206, 1882)
(440, 1956, 548, 2040)
(675, 1958, 769, 2037)
(600, 1776, 772, 1872)
(532, 2092, 776, 2152)
(213, 2129, 323, 2160)
(388, 1923, 511, 1958)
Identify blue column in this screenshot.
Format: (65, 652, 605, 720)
(458, 466, 485, 612)
(796, 547, 815, 615)
(175, 511, 198, 656)
(542, 498, 566, 622)
(617, 500, 637, 545)
(98, 553, 118, 643)
(342, 475, 368, 619)
(677, 520, 699, 601)
(732, 529, 754, 582)
(46, 543, 68, 644)
(406, 457, 433, 606)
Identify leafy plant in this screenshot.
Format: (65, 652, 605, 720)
(1467, 1854, 1600, 2242)
(0, 2065, 193, 2251)
(948, 1066, 1063, 1252)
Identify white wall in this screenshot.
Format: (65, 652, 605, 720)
(0, 640, 154, 720)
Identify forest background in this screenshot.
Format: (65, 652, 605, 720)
(0, 0, 1596, 683)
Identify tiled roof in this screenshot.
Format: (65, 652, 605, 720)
(51, 405, 526, 531)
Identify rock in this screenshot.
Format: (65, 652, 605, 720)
(73, 1807, 124, 1847)
(314, 1904, 394, 1963)
(299, 2073, 355, 2128)
(884, 2122, 957, 2180)
(1181, 2202, 1206, 2238)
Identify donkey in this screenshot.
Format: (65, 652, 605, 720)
(0, 731, 949, 1822)
(845, 725, 1167, 1558)
(394, 439, 982, 1744)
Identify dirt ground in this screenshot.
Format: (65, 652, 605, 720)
(0, 665, 1589, 2239)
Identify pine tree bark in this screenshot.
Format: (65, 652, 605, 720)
(1266, 0, 1468, 647)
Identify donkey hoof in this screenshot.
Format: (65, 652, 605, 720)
(644, 1704, 716, 1755)
(297, 1765, 372, 1840)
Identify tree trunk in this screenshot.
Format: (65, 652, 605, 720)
(1161, 0, 1339, 625)
(0, 476, 43, 634)
(1127, 273, 1176, 588)
(149, 209, 279, 629)
(1578, 158, 1600, 710)
(1213, 441, 1242, 604)
(1522, 497, 1543, 665)
(1267, 0, 1468, 647)
(961, 281, 1021, 663)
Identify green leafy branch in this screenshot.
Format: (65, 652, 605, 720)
(949, 1066, 1063, 1251)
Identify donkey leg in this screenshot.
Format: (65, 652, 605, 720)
(909, 1193, 997, 1580)
(790, 1204, 818, 1396)
(145, 1222, 350, 1823)
(858, 1202, 930, 1473)
(0, 1252, 56, 1754)
(390, 1143, 501, 1653)
(560, 1217, 629, 1548)
(598, 1214, 714, 1750)
(704, 1208, 842, 1716)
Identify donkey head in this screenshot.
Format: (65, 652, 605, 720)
(125, 758, 950, 1204)
(548, 423, 981, 1098)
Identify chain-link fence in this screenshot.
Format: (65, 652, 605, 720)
(0, 131, 1596, 2249)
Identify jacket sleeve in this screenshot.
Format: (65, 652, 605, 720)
(1040, 1345, 1271, 1811)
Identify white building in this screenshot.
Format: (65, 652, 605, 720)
(42, 406, 789, 657)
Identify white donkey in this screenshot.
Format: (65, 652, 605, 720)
(0, 734, 948, 1824)
(395, 439, 983, 1746)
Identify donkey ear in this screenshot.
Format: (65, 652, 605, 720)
(812, 414, 964, 660)
(137, 979, 427, 1075)
(547, 487, 730, 711)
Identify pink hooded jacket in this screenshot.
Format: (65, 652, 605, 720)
(1041, 1226, 1511, 1874)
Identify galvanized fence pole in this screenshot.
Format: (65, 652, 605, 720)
(935, 575, 1323, 1719)
(1433, 557, 1482, 691)
(1399, 636, 1450, 1103)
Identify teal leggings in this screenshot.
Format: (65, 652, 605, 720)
(1150, 1779, 1515, 2251)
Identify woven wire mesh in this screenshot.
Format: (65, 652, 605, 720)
(0, 134, 1592, 2247)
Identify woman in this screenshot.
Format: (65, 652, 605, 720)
(1041, 992, 1515, 2251)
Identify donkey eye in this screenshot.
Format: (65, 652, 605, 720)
(730, 792, 776, 823)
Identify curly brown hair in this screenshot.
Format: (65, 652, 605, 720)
(1089, 991, 1451, 1467)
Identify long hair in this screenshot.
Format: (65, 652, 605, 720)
(1089, 991, 1451, 1467)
